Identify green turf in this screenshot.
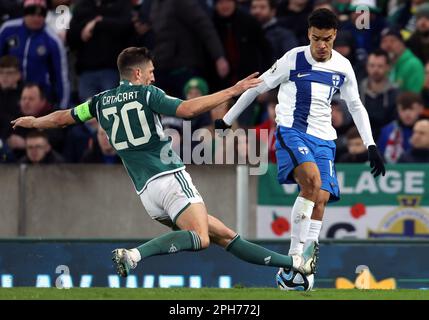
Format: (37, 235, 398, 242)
(0, 288, 428, 300)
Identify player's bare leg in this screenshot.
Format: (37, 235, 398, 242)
(312, 189, 330, 221)
(112, 203, 210, 277)
(207, 214, 236, 248)
(207, 215, 318, 275)
(287, 162, 321, 256)
(175, 202, 210, 249)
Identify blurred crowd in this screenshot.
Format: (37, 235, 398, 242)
(0, 0, 429, 165)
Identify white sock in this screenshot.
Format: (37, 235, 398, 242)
(129, 248, 142, 262)
(304, 219, 322, 249)
(288, 196, 315, 256)
(307, 219, 322, 242)
(291, 255, 303, 270)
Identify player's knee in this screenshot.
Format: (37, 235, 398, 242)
(301, 174, 321, 196)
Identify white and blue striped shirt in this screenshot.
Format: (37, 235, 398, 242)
(225, 45, 375, 147)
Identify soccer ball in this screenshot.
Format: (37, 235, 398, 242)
(276, 267, 314, 291)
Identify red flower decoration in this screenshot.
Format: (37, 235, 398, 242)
(271, 212, 290, 236)
(350, 203, 366, 219)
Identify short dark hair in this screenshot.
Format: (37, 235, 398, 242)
(0, 55, 20, 70)
(117, 47, 154, 79)
(26, 130, 49, 141)
(22, 82, 46, 100)
(368, 48, 390, 65)
(253, 0, 277, 9)
(346, 126, 361, 140)
(397, 92, 423, 110)
(308, 8, 338, 29)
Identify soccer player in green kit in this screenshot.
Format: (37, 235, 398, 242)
(12, 47, 318, 279)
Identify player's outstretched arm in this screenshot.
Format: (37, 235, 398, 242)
(176, 72, 261, 119)
(220, 80, 270, 128)
(11, 110, 76, 130)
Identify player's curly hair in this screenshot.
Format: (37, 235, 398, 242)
(117, 47, 154, 79)
(308, 8, 338, 30)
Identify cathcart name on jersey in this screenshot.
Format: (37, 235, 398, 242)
(102, 91, 139, 105)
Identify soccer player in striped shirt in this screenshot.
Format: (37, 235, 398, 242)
(216, 9, 385, 269)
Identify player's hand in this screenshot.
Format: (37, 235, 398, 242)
(231, 72, 261, 96)
(368, 145, 385, 178)
(214, 119, 231, 130)
(11, 116, 36, 130)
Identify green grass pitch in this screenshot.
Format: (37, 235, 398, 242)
(0, 288, 429, 300)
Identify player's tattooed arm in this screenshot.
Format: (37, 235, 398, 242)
(11, 110, 76, 130)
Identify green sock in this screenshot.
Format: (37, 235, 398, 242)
(226, 235, 293, 268)
(137, 230, 202, 259)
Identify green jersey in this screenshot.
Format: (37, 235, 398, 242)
(71, 80, 185, 193)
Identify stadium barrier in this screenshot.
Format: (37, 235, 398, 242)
(1, 163, 429, 240)
(257, 164, 429, 240)
(0, 239, 428, 289)
(0, 164, 255, 238)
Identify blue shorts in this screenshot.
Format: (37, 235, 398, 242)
(275, 126, 340, 202)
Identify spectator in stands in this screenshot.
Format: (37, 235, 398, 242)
(250, 0, 298, 62)
(19, 130, 64, 164)
(333, 30, 366, 82)
(378, 92, 423, 163)
(62, 118, 98, 163)
(338, 126, 368, 163)
(422, 61, 429, 115)
(184, 77, 213, 133)
(331, 98, 352, 162)
(313, 0, 336, 12)
(332, 0, 351, 15)
(131, 0, 155, 50)
(7, 83, 63, 159)
(213, 0, 271, 126)
(254, 90, 277, 163)
(81, 126, 121, 164)
(0, 1, 24, 26)
(237, 0, 252, 12)
(380, 27, 425, 93)
(390, 0, 427, 36)
(398, 119, 429, 163)
(276, 0, 313, 46)
(149, 0, 229, 98)
(0, 0, 69, 108)
(406, 3, 429, 66)
(162, 77, 214, 159)
(0, 138, 15, 163)
(0, 55, 22, 141)
(66, 0, 133, 102)
(359, 49, 399, 140)
(341, 0, 387, 65)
